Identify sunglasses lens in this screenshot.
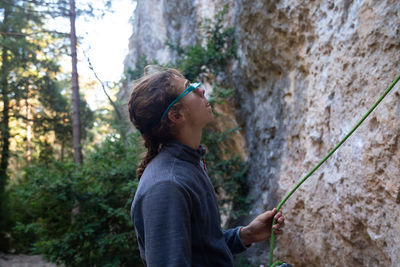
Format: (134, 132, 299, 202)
(187, 82, 201, 92)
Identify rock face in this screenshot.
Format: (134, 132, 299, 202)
(122, 0, 400, 266)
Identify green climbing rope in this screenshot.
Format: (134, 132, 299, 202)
(268, 74, 400, 267)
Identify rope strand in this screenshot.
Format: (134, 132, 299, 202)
(269, 74, 400, 266)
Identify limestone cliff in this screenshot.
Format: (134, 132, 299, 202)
(121, 1, 400, 266)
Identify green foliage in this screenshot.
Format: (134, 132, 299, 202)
(202, 126, 250, 220)
(0, 0, 95, 174)
(3, 4, 248, 266)
(202, 86, 250, 221)
(124, 55, 158, 82)
(167, 5, 237, 81)
(8, 133, 143, 266)
(170, 7, 249, 221)
(207, 83, 235, 106)
(0, 0, 76, 248)
(33, 78, 95, 154)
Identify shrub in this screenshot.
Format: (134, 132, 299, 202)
(8, 133, 143, 266)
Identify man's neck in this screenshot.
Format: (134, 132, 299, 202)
(176, 126, 202, 149)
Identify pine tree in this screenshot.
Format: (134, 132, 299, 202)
(0, 0, 95, 249)
(69, 0, 82, 164)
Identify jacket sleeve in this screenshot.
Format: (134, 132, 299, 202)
(222, 226, 250, 254)
(137, 181, 192, 266)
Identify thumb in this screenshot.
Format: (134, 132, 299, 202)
(259, 208, 277, 221)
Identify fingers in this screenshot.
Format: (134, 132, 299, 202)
(274, 211, 283, 221)
(258, 208, 285, 229)
(272, 221, 284, 235)
(272, 211, 285, 235)
(273, 227, 283, 235)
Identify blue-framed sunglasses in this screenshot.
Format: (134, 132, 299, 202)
(159, 82, 202, 121)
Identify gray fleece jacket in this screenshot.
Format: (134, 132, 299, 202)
(131, 141, 248, 266)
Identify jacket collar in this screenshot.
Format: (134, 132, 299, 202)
(163, 140, 206, 164)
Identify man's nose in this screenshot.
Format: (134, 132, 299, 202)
(200, 87, 205, 96)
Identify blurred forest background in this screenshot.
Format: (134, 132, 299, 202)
(0, 0, 247, 266)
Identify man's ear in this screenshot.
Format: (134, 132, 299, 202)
(167, 108, 186, 124)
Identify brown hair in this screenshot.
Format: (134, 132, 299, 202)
(128, 66, 185, 179)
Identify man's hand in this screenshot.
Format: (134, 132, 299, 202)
(239, 208, 285, 246)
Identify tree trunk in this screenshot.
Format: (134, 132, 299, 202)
(0, 10, 11, 248)
(0, 52, 10, 194)
(25, 88, 32, 165)
(0, 8, 10, 197)
(69, 0, 82, 226)
(69, 0, 83, 164)
(60, 114, 67, 162)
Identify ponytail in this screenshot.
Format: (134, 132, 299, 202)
(136, 137, 160, 179)
(128, 67, 184, 179)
